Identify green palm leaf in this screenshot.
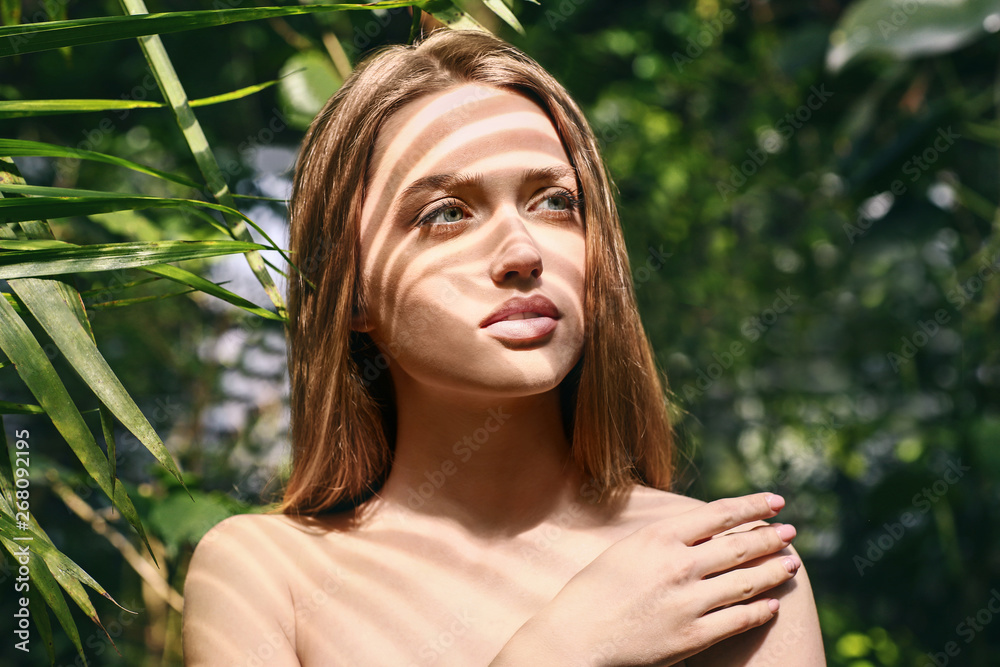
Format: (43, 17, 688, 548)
(0, 2, 421, 57)
(0, 400, 44, 414)
(0, 292, 156, 562)
(0, 522, 87, 664)
(118, 0, 295, 321)
(9, 276, 188, 491)
(0, 239, 268, 279)
(0, 78, 283, 119)
(141, 263, 284, 321)
(0, 138, 200, 188)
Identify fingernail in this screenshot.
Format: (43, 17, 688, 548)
(766, 493, 785, 512)
(783, 556, 801, 573)
(776, 524, 796, 542)
(768, 598, 780, 613)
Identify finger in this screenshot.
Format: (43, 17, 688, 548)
(694, 523, 796, 576)
(699, 549, 800, 613)
(673, 493, 784, 545)
(696, 598, 781, 646)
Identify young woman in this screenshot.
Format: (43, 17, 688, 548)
(182, 28, 825, 666)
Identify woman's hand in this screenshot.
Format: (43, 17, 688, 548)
(490, 492, 800, 667)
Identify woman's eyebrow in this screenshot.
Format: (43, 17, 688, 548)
(398, 165, 578, 205)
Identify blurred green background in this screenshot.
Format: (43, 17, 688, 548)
(1, 0, 998, 665)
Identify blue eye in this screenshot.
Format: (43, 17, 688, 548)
(414, 189, 584, 229)
(417, 200, 467, 227)
(542, 190, 584, 214)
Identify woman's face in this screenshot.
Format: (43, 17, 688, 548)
(356, 83, 586, 398)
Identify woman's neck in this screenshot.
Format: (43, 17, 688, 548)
(369, 376, 595, 541)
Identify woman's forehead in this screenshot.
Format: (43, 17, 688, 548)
(368, 84, 566, 183)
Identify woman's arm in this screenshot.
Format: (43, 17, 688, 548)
(182, 514, 301, 667)
(685, 540, 825, 667)
(489, 493, 801, 667)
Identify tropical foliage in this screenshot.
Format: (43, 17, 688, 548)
(1, 0, 998, 665)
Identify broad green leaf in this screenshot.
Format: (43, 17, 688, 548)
(0, 239, 268, 280)
(9, 277, 188, 492)
(0, 428, 76, 662)
(98, 397, 117, 503)
(2, 182, 278, 246)
(278, 50, 343, 130)
(0, 138, 200, 188)
(0, 2, 421, 57)
(826, 0, 999, 72)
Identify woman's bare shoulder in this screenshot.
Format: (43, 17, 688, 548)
(624, 484, 709, 520)
(183, 511, 338, 665)
(626, 487, 827, 666)
(194, 510, 355, 554)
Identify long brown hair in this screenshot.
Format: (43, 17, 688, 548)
(281, 28, 674, 516)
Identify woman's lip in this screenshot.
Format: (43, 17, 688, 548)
(482, 316, 557, 340)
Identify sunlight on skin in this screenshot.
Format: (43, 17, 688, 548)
(182, 83, 822, 667)
(356, 83, 586, 398)
(352, 83, 596, 543)
(183, 488, 690, 665)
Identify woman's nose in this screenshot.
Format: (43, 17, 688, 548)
(489, 210, 544, 284)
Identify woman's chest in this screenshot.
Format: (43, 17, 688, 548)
(283, 528, 607, 666)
